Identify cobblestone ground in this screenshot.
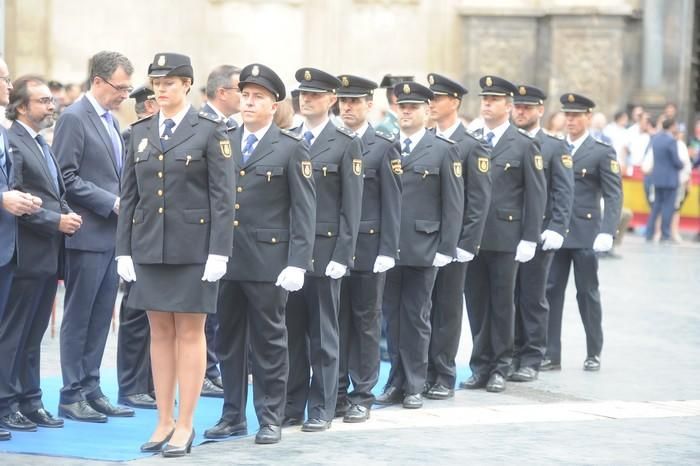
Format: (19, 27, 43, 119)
(2, 234, 699, 465)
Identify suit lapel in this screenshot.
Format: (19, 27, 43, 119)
(402, 131, 433, 169)
(448, 122, 466, 142)
(573, 135, 596, 163)
(11, 123, 60, 198)
(243, 125, 279, 168)
(146, 116, 162, 153)
(0, 128, 9, 180)
(162, 108, 198, 153)
(490, 125, 516, 160)
(308, 121, 334, 160)
(231, 127, 244, 169)
(361, 128, 375, 156)
(83, 98, 119, 174)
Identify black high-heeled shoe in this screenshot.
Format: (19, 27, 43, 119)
(162, 429, 195, 458)
(140, 428, 175, 452)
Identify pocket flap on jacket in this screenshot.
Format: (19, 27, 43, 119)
(359, 220, 380, 234)
(414, 220, 440, 233)
(256, 228, 290, 243)
(183, 208, 210, 224)
(255, 166, 285, 176)
(316, 222, 339, 237)
(497, 209, 521, 221)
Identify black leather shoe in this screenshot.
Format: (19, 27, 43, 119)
(0, 429, 10, 440)
(281, 416, 302, 427)
(162, 429, 195, 458)
(0, 411, 37, 431)
(119, 393, 157, 409)
(334, 398, 351, 418)
(374, 386, 404, 405)
(255, 424, 281, 444)
(540, 358, 561, 371)
(22, 408, 64, 428)
(58, 400, 107, 423)
(509, 366, 539, 382)
(424, 383, 454, 400)
(88, 396, 135, 417)
(459, 375, 488, 390)
(201, 378, 224, 398)
(204, 419, 248, 439)
(209, 376, 224, 389)
(343, 404, 370, 423)
(583, 356, 601, 371)
(140, 429, 174, 452)
(301, 418, 331, 432)
(486, 373, 506, 393)
(402, 393, 423, 409)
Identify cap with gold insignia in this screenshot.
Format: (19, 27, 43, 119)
(129, 85, 155, 104)
(294, 67, 341, 93)
(478, 75, 516, 97)
(379, 74, 414, 88)
(335, 75, 378, 98)
(427, 73, 468, 99)
(393, 81, 434, 104)
(238, 63, 286, 101)
(513, 84, 546, 105)
(148, 53, 194, 82)
(560, 93, 595, 113)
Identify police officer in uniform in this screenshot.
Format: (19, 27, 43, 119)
(284, 68, 363, 432)
(461, 76, 546, 393)
(334, 75, 401, 423)
(424, 73, 492, 400)
(205, 63, 316, 445)
(543, 93, 622, 372)
(374, 74, 413, 137)
(510, 85, 574, 382)
(375, 82, 463, 409)
(116, 85, 158, 409)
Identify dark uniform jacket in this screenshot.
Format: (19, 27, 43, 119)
(0, 126, 16, 267)
(480, 124, 547, 252)
(8, 122, 72, 276)
(650, 131, 683, 189)
(352, 127, 402, 272)
(296, 121, 363, 276)
(449, 123, 492, 255)
(223, 124, 316, 282)
(397, 131, 464, 267)
(116, 107, 235, 264)
(535, 129, 574, 236)
(562, 135, 622, 249)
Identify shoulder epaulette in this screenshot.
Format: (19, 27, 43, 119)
(464, 129, 482, 143)
(594, 137, 612, 147)
(335, 125, 355, 138)
(198, 111, 221, 124)
(545, 132, 564, 142)
(517, 127, 534, 139)
(280, 128, 302, 141)
(131, 113, 155, 126)
(435, 133, 455, 144)
(375, 130, 395, 142)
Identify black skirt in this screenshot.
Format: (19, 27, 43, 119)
(127, 263, 219, 314)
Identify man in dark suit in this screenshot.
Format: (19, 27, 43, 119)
(646, 118, 683, 242)
(335, 75, 401, 423)
(511, 85, 574, 382)
(284, 68, 363, 432)
(205, 64, 315, 444)
(461, 76, 546, 394)
(544, 93, 622, 372)
(53, 50, 135, 422)
(424, 73, 492, 400)
(0, 76, 82, 432)
(375, 82, 463, 409)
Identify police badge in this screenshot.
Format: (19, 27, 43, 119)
(301, 160, 312, 178)
(453, 162, 462, 177)
(391, 159, 403, 175)
(137, 138, 148, 153)
(477, 157, 489, 173)
(352, 159, 363, 176)
(219, 140, 232, 158)
(561, 154, 573, 168)
(534, 155, 544, 170)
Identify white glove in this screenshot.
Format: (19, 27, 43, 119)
(116, 256, 136, 282)
(275, 266, 306, 291)
(372, 255, 395, 274)
(592, 233, 613, 252)
(201, 254, 229, 282)
(514, 240, 537, 263)
(432, 252, 452, 268)
(325, 261, 347, 279)
(455, 248, 475, 263)
(540, 230, 565, 251)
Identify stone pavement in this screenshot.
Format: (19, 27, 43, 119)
(1, 234, 699, 465)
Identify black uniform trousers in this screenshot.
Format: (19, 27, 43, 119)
(546, 248, 603, 364)
(205, 314, 221, 381)
(0, 262, 14, 322)
(338, 271, 384, 408)
(427, 261, 468, 389)
(383, 266, 438, 395)
(60, 249, 119, 404)
(217, 280, 289, 427)
(285, 276, 341, 422)
(0, 273, 57, 416)
(465, 251, 518, 379)
(514, 246, 555, 370)
(116, 283, 153, 398)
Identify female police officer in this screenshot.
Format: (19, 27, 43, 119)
(115, 53, 234, 457)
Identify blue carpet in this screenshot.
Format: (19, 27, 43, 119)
(0, 362, 471, 461)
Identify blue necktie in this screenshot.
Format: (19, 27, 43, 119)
(567, 142, 575, 155)
(303, 131, 314, 147)
(485, 131, 495, 147)
(102, 112, 122, 171)
(160, 118, 176, 150)
(402, 138, 412, 157)
(242, 133, 258, 164)
(35, 134, 59, 192)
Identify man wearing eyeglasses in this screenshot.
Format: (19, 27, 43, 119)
(53, 50, 136, 423)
